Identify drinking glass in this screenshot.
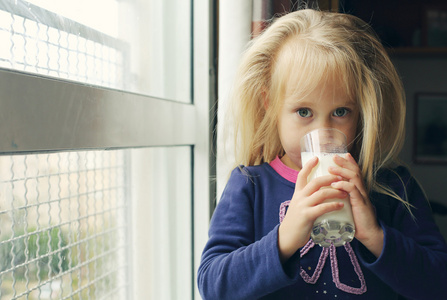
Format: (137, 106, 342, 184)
(300, 128, 355, 247)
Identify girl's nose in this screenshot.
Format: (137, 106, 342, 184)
(317, 118, 333, 129)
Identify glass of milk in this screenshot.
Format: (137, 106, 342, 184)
(300, 128, 355, 247)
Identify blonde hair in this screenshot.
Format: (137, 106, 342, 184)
(228, 9, 406, 199)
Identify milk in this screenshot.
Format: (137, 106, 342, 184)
(301, 152, 355, 247)
(301, 152, 344, 180)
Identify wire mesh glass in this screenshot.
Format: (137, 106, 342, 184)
(0, 0, 126, 90)
(0, 0, 192, 102)
(0, 151, 129, 300)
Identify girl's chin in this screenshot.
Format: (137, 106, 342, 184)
(280, 155, 301, 171)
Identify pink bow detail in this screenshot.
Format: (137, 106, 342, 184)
(280, 200, 367, 295)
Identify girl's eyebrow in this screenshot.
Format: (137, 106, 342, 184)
(288, 99, 356, 106)
(343, 99, 358, 107)
(293, 100, 313, 106)
(284, 99, 314, 108)
(342, 99, 356, 105)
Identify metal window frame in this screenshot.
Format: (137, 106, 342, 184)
(0, 69, 196, 154)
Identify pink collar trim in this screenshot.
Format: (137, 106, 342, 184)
(269, 156, 298, 183)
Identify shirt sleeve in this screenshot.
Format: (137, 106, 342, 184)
(197, 167, 300, 300)
(356, 167, 447, 300)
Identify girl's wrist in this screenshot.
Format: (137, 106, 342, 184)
(277, 224, 295, 263)
(277, 222, 306, 263)
(358, 227, 384, 258)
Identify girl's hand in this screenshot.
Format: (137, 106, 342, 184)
(329, 153, 384, 258)
(278, 157, 347, 263)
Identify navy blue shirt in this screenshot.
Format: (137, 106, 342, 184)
(198, 163, 447, 299)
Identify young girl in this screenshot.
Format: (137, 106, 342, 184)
(198, 9, 447, 300)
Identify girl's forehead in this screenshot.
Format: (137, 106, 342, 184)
(272, 39, 357, 101)
(280, 68, 355, 102)
(284, 80, 355, 107)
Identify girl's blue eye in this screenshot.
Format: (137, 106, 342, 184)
(333, 108, 349, 117)
(297, 108, 312, 118)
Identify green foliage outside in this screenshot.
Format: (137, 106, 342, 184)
(0, 227, 70, 281)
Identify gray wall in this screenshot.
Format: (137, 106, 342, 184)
(392, 56, 447, 240)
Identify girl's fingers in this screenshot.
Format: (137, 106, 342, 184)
(286, 188, 347, 233)
(307, 201, 344, 221)
(329, 164, 360, 185)
(296, 156, 344, 195)
(295, 156, 318, 190)
(345, 152, 357, 164)
(305, 175, 344, 195)
(308, 187, 348, 206)
(331, 155, 357, 174)
(331, 180, 363, 202)
(331, 178, 381, 243)
(330, 154, 368, 199)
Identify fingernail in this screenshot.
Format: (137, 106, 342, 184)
(309, 156, 318, 164)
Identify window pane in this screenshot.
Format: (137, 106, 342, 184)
(0, 150, 129, 299)
(0, 0, 192, 103)
(0, 146, 193, 299)
(129, 147, 193, 299)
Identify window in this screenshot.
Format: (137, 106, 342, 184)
(0, 0, 215, 299)
(0, 0, 192, 100)
(1, 151, 129, 299)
